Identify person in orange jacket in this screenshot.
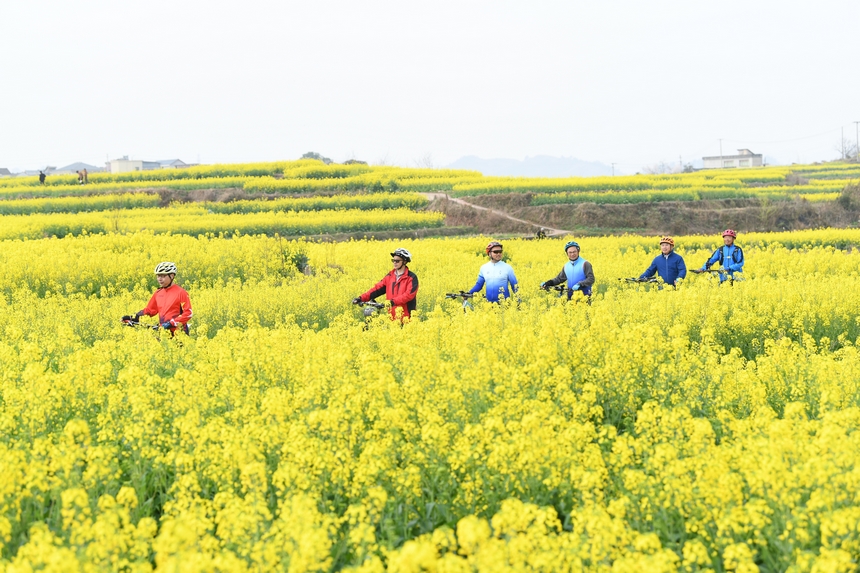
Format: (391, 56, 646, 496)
(353, 248, 418, 320)
(123, 262, 193, 334)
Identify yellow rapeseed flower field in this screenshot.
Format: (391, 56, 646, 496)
(0, 207, 444, 240)
(3, 160, 855, 206)
(2, 226, 860, 571)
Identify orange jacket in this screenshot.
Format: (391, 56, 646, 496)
(141, 284, 193, 329)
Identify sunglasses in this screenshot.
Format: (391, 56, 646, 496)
(490, 250, 503, 254)
(391, 258, 404, 263)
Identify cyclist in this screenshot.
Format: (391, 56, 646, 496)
(353, 248, 418, 320)
(124, 262, 193, 334)
(640, 236, 686, 287)
(696, 229, 744, 283)
(540, 240, 595, 299)
(468, 241, 519, 303)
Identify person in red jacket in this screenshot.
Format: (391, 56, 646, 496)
(123, 261, 193, 334)
(353, 248, 418, 321)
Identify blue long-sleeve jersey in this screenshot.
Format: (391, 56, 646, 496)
(640, 251, 687, 285)
(469, 260, 519, 302)
(703, 245, 744, 282)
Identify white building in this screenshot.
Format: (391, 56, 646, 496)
(702, 149, 763, 169)
(108, 157, 144, 173)
(157, 159, 189, 169)
(107, 156, 189, 174)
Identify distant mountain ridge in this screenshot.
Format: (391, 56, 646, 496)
(447, 155, 615, 177)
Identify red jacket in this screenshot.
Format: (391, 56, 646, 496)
(142, 284, 193, 330)
(360, 267, 419, 319)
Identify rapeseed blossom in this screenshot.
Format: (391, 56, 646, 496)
(2, 229, 860, 571)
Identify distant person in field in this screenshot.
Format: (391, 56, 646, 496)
(468, 241, 519, 303)
(123, 262, 193, 335)
(640, 236, 686, 287)
(353, 248, 418, 321)
(39, 171, 46, 184)
(76, 170, 84, 184)
(694, 229, 744, 283)
(82, 168, 88, 184)
(540, 240, 595, 300)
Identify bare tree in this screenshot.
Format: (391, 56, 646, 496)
(834, 138, 859, 161)
(413, 152, 435, 169)
(642, 161, 677, 175)
(374, 153, 392, 167)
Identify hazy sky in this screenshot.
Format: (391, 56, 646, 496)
(2, 0, 858, 173)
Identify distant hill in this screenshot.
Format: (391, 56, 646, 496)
(447, 155, 615, 177)
(54, 162, 103, 174)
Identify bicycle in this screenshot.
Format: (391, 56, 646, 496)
(539, 284, 567, 296)
(122, 315, 190, 337)
(445, 291, 475, 311)
(352, 300, 387, 317)
(121, 315, 159, 330)
(691, 268, 733, 285)
(618, 277, 666, 290)
(539, 283, 592, 304)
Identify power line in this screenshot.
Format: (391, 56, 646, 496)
(608, 139, 725, 169)
(619, 124, 856, 168)
(721, 124, 853, 145)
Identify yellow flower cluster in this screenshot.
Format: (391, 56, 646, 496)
(530, 183, 847, 206)
(200, 193, 428, 214)
(3, 160, 855, 205)
(0, 193, 160, 215)
(0, 207, 444, 240)
(0, 160, 319, 188)
(1, 229, 860, 571)
(0, 177, 260, 199)
(0, 163, 481, 198)
(0, 192, 427, 217)
(450, 169, 856, 201)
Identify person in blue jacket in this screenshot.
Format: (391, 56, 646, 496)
(540, 240, 595, 300)
(694, 229, 744, 283)
(468, 241, 519, 302)
(640, 236, 686, 287)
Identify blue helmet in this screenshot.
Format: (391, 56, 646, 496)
(564, 241, 580, 252)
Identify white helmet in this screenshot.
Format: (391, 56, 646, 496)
(154, 261, 177, 275)
(390, 248, 412, 263)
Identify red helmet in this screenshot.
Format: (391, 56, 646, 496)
(722, 229, 737, 238)
(485, 241, 503, 254)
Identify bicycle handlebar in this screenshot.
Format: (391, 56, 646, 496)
(121, 317, 160, 330)
(445, 291, 475, 300)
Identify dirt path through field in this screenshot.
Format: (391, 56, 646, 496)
(422, 192, 573, 236)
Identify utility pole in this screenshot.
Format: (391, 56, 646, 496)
(855, 121, 859, 161)
(611, 163, 616, 176)
(679, 155, 683, 172)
